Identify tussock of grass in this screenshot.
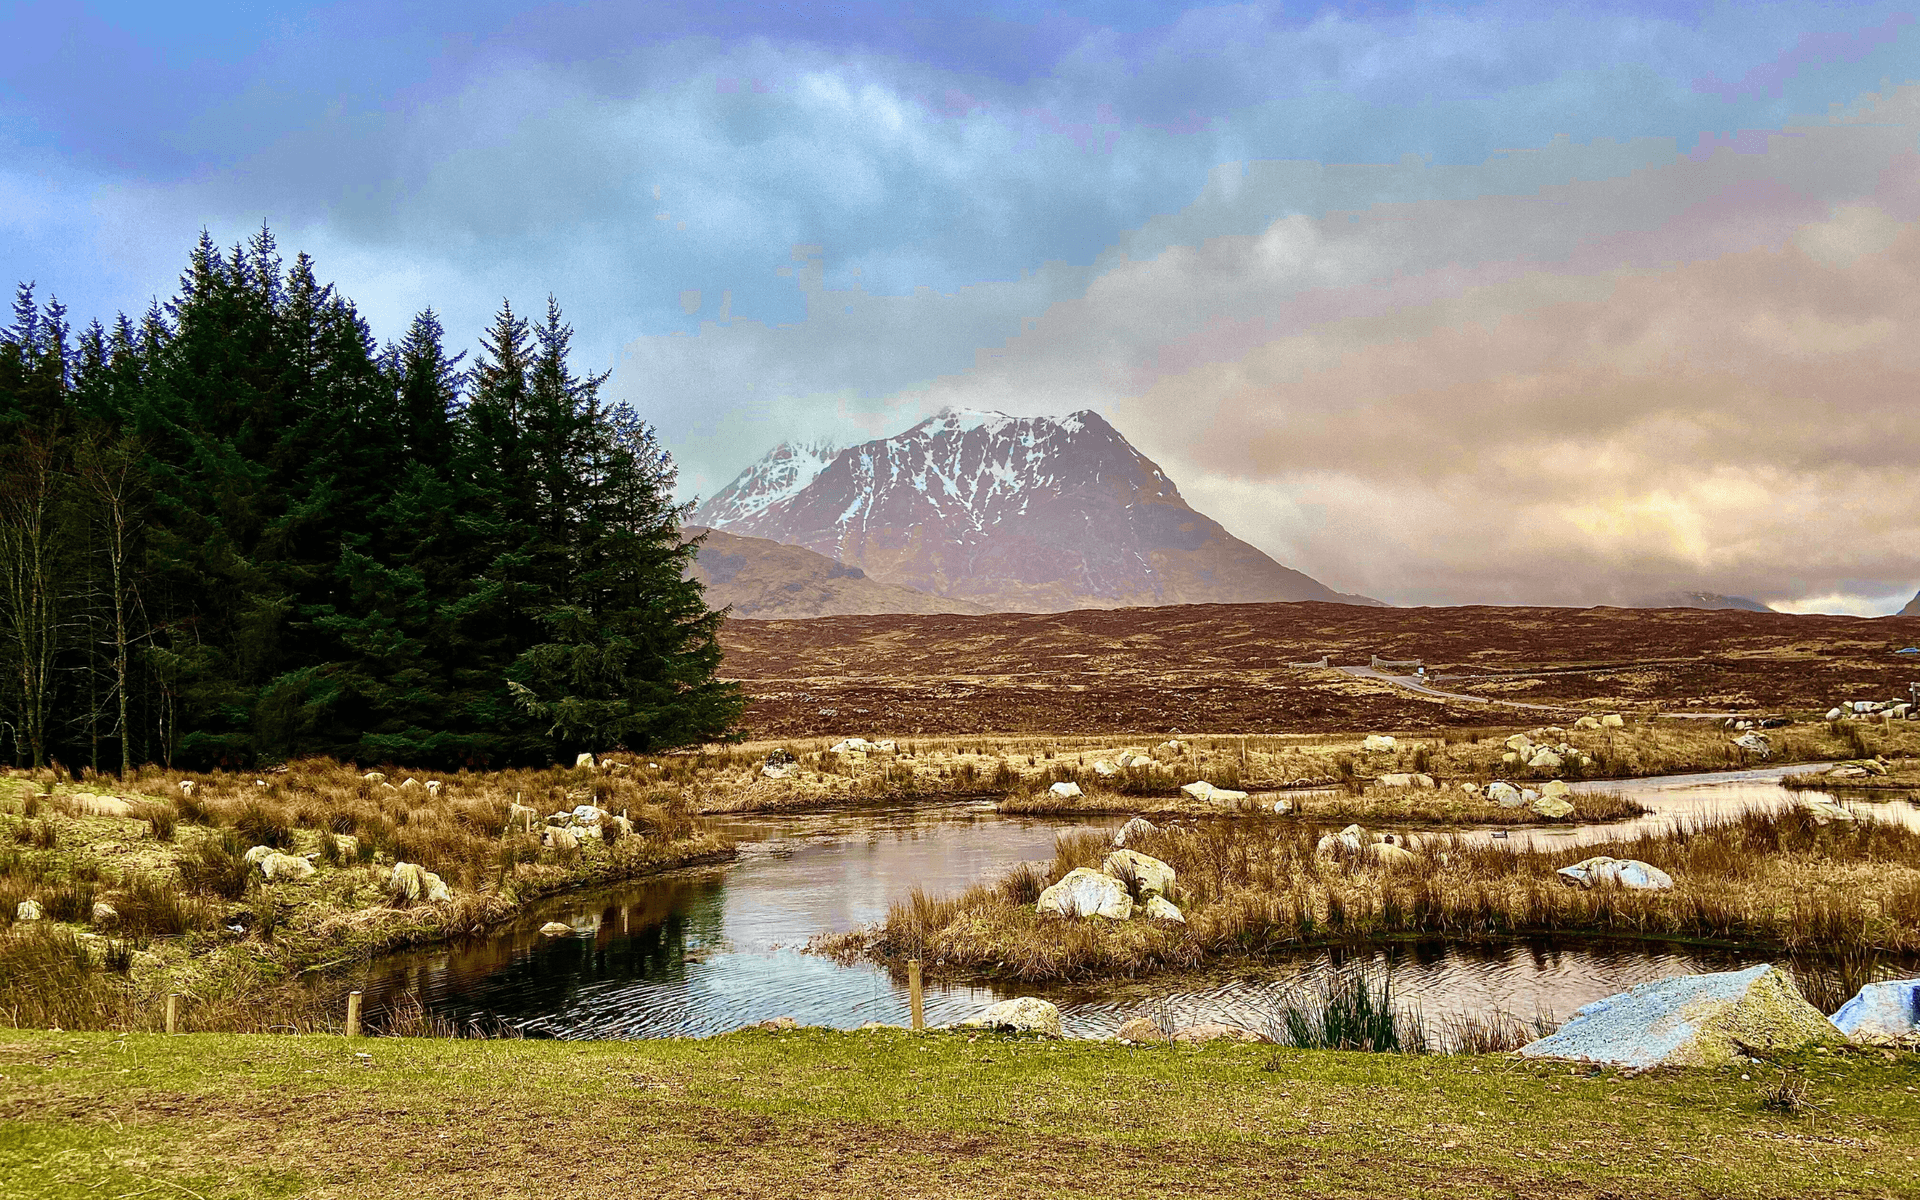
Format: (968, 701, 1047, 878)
(847, 808, 1920, 983)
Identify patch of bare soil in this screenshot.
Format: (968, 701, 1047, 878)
(719, 602, 1920, 736)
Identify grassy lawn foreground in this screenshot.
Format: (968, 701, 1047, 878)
(1, 1030, 1915, 1199)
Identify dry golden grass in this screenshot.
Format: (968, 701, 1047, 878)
(834, 808, 1920, 983)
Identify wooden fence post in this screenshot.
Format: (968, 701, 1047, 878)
(908, 959, 924, 1031)
(164, 993, 179, 1035)
(345, 991, 363, 1038)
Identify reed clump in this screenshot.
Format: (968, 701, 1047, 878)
(856, 808, 1920, 983)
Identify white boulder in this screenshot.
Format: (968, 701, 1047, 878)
(1179, 781, 1248, 804)
(16, 900, 42, 921)
(178, 780, 197, 797)
(1573, 716, 1601, 730)
(1527, 749, 1564, 771)
(1371, 843, 1417, 869)
(1539, 779, 1572, 799)
(1101, 850, 1174, 896)
(1362, 735, 1396, 753)
(1519, 964, 1838, 1068)
(574, 752, 596, 769)
(1504, 734, 1534, 752)
(1036, 868, 1134, 920)
(91, 901, 119, 927)
(1486, 782, 1523, 807)
(1829, 979, 1920, 1044)
(1600, 714, 1625, 728)
(1531, 795, 1575, 819)
(538, 921, 572, 938)
(1799, 796, 1854, 823)
(1378, 772, 1413, 788)
(1555, 856, 1673, 891)
(958, 997, 1062, 1037)
(1112, 817, 1156, 847)
(1143, 895, 1186, 923)
(242, 844, 275, 867)
(1825, 707, 1845, 721)
(1731, 732, 1771, 757)
(543, 827, 580, 852)
(1171, 1022, 1267, 1044)
(1091, 760, 1119, 778)
(1048, 781, 1083, 800)
(362, 772, 386, 783)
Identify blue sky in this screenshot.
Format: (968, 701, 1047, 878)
(5, 2, 1919, 609)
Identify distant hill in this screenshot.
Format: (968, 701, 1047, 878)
(685, 527, 988, 619)
(1636, 591, 1776, 613)
(1901, 590, 1920, 617)
(694, 407, 1383, 613)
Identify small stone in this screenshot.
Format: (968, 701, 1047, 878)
(1115, 1017, 1169, 1043)
(1171, 1022, 1268, 1044)
(538, 921, 572, 937)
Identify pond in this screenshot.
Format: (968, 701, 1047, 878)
(353, 769, 1916, 1040)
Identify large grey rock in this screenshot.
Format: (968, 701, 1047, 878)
(1829, 979, 1920, 1044)
(1527, 748, 1564, 771)
(1731, 732, 1771, 757)
(1555, 856, 1673, 891)
(1519, 965, 1840, 1068)
(958, 997, 1062, 1036)
(1036, 868, 1133, 920)
(1101, 850, 1174, 897)
(1531, 795, 1575, 819)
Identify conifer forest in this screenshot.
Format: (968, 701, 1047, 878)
(0, 229, 742, 772)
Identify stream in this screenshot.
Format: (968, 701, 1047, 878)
(353, 767, 1917, 1040)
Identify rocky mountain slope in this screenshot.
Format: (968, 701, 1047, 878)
(685, 527, 987, 619)
(1901, 590, 1920, 617)
(692, 408, 1378, 613)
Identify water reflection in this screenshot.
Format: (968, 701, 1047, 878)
(353, 771, 1916, 1039)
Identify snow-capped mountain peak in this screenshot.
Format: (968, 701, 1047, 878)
(693, 437, 842, 529)
(693, 408, 1377, 612)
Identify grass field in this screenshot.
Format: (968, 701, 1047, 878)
(1, 1028, 1915, 1199)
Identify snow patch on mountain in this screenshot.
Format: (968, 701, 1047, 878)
(694, 438, 842, 528)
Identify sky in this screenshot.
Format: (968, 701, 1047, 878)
(5, 1, 1920, 612)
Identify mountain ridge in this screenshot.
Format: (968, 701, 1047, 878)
(693, 407, 1381, 613)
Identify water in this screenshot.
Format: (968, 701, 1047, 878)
(354, 771, 1916, 1040)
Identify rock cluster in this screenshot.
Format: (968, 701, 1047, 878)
(1500, 731, 1595, 772)
(389, 861, 452, 904)
(828, 737, 898, 757)
(1824, 698, 1914, 721)
(1314, 824, 1416, 869)
(1179, 780, 1249, 805)
(1035, 849, 1183, 923)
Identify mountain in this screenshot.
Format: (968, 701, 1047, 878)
(1901, 590, 1920, 617)
(1637, 591, 1776, 613)
(694, 438, 840, 529)
(691, 407, 1381, 613)
(685, 527, 989, 619)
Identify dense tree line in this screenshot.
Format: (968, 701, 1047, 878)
(0, 229, 741, 772)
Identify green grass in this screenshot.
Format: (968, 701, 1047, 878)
(0, 1029, 1914, 1198)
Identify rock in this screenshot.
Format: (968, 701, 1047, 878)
(1861, 760, 1889, 776)
(1504, 733, 1534, 752)
(258, 852, 315, 882)
(177, 780, 196, 797)
(1170, 1022, 1268, 1044)
(91, 901, 119, 927)
(1049, 781, 1084, 800)
(1112, 817, 1157, 847)
(1091, 760, 1119, 778)
(1178, 780, 1247, 804)
(830, 738, 875, 754)
(1258, 795, 1294, 814)
(543, 827, 580, 852)
(1316, 824, 1370, 858)
(538, 921, 572, 938)
(1538, 779, 1572, 799)
(389, 861, 452, 904)
(1486, 782, 1523, 807)
(1555, 856, 1673, 891)
(1379, 772, 1413, 788)
(1371, 843, 1417, 869)
(243, 844, 275, 867)
(958, 997, 1062, 1037)
(1799, 796, 1854, 823)
(764, 748, 797, 770)
(1114, 751, 1141, 769)
(1825, 707, 1846, 721)
(1527, 749, 1564, 771)
(1573, 716, 1602, 730)
(362, 772, 386, 783)
(1853, 700, 1878, 713)
(1828, 979, 1920, 1044)
(761, 762, 793, 779)
(604, 815, 633, 837)
(1458, 782, 1482, 796)
(505, 802, 539, 831)
(875, 741, 898, 754)
(1600, 714, 1625, 728)
(1102, 850, 1175, 896)
(570, 804, 607, 825)
(15, 900, 42, 921)
(399, 776, 421, 789)
(1731, 732, 1771, 757)
(1411, 773, 1436, 788)
(1362, 735, 1396, 753)
(1036, 868, 1134, 920)
(573, 752, 596, 769)
(1159, 739, 1187, 755)
(1828, 765, 1869, 779)
(755, 1016, 799, 1031)
(1501, 752, 1521, 766)
(1143, 895, 1186, 923)
(1519, 789, 1541, 805)
(68, 794, 138, 819)
(332, 833, 360, 858)
(1531, 796, 1575, 819)
(1115, 1017, 1168, 1043)
(1519, 964, 1840, 1068)
(426, 780, 442, 797)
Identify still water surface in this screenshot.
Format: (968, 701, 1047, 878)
(356, 769, 1915, 1039)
